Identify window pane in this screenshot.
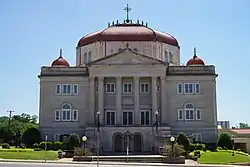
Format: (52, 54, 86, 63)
(188, 84, 193, 93)
(56, 85, 60, 94)
(107, 112, 110, 125)
(184, 84, 189, 93)
(67, 85, 71, 93)
(63, 111, 66, 120)
(196, 84, 200, 93)
(186, 110, 189, 119)
(145, 111, 150, 125)
(145, 84, 149, 92)
(111, 112, 115, 125)
(190, 110, 194, 119)
(141, 112, 144, 125)
(73, 85, 78, 94)
(67, 111, 71, 120)
(128, 112, 133, 125)
(63, 85, 67, 93)
(123, 112, 127, 125)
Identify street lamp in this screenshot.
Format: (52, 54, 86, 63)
(96, 111, 100, 167)
(82, 136, 87, 148)
(155, 110, 159, 131)
(170, 136, 175, 158)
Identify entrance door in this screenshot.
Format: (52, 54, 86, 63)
(133, 134, 142, 152)
(114, 134, 123, 152)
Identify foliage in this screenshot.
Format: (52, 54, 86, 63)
(68, 133, 80, 150)
(38, 142, 53, 150)
(0, 151, 58, 160)
(188, 144, 195, 152)
(205, 143, 217, 151)
(33, 143, 38, 148)
(53, 141, 62, 151)
(33, 148, 43, 151)
(176, 133, 190, 151)
(61, 141, 68, 150)
(1, 143, 10, 149)
(0, 149, 34, 152)
(74, 147, 92, 156)
(194, 143, 206, 151)
(239, 123, 250, 129)
(161, 143, 185, 157)
(0, 113, 38, 145)
(22, 127, 41, 148)
(217, 133, 232, 150)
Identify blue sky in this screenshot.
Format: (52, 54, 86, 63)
(1, 0, 250, 127)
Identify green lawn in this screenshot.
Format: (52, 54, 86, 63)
(198, 151, 250, 164)
(0, 151, 58, 160)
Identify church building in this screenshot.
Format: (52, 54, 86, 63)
(38, 6, 218, 153)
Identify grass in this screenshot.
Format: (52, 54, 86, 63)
(0, 150, 58, 160)
(197, 150, 250, 164)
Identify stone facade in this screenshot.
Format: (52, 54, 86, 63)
(38, 27, 218, 154)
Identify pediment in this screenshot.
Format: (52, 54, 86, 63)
(88, 49, 166, 66)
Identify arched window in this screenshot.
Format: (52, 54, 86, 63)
(62, 104, 71, 121)
(88, 51, 92, 62)
(185, 103, 194, 120)
(164, 50, 168, 62)
(83, 52, 88, 63)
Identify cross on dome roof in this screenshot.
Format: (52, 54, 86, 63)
(124, 4, 132, 23)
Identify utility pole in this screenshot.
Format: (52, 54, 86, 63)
(7, 110, 15, 132)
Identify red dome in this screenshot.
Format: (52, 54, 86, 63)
(77, 24, 179, 47)
(51, 56, 70, 67)
(186, 56, 205, 66)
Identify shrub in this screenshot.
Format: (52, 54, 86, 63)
(176, 133, 190, 152)
(61, 141, 68, 150)
(194, 143, 206, 151)
(33, 143, 38, 148)
(74, 147, 92, 156)
(205, 143, 217, 151)
(53, 141, 62, 151)
(188, 144, 195, 152)
(0, 149, 33, 152)
(217, 147, 223, 150)
(34, 148, 43, 151)
(217, 133, 232, 150)
(161, 143, 185, 157)
(1, 143, 10, 149)
(20, 143, 26, 149)
(38, 142, 53, 150)
(22, 128, 42, 148)
(68, 133, 80, 150)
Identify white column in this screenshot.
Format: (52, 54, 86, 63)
(89, 77, 95, 125)
(98, 77, 104, 125)
(151, 76, 158, 124)
(116, 76, 122, 125)
(160, 76, 166, 124)
(134, 76, 140, 125)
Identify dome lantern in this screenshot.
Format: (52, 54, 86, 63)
(51, 48, 70, 67)
(186, 47, 205, 66)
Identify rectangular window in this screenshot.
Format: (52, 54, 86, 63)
(123, 110, 133, 125)
(55, 110, 60, 121)
(72, 110, 78, 121)
(54, 134, 60, 141)
(105, 83, 115, 93)
(140, 110, 150, 125)
(123, 83, 132, 93)
(196, 109, 201, 120)
(140, 83, 149, 93)
(195, 83, 200, 94)
(56, 84, 61, 95)
(62, 84, 71, 95)
(177, 109, 183, 120)
(184, 83, 194, 94)
(73, 84, 78, 95)
(185, 109, 194, 120)
(62, 110, 71, 121)
(106, 111, 115, 125)
(177, 83, 183, 94)
(164, 50, 169, 62)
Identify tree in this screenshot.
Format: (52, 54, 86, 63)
(68, 133, 80, 150)
(217, 133, 232, 149)
(239, 123, 250, 129)
(22, 127, 41, 148)
(176, 133, 190, 151)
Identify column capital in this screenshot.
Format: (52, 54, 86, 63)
(160, 76, 166, 80)
(133, 76, 140, 80)
(152, 76, 158, 80)
(116, 76, 122, 80)
(89, 77, 95, 82)
(98, 76, 104, 81)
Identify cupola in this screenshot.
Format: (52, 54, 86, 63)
(51, 49, 70, 67)
(186, 48, 205, 66)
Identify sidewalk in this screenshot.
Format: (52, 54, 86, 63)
(0, 158, 242, 167)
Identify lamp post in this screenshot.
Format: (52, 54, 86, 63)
(231, 136, 235, 156)
(44, 134, 48, 163)
(154, 111, 159, 153)
(96, 111, 100, 167)
(82, 136, 87, 148)
(170, 136, 175, 158)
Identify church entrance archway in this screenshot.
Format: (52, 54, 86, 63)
(133, 133, 142, 152)
(114, 133, 123, 152)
